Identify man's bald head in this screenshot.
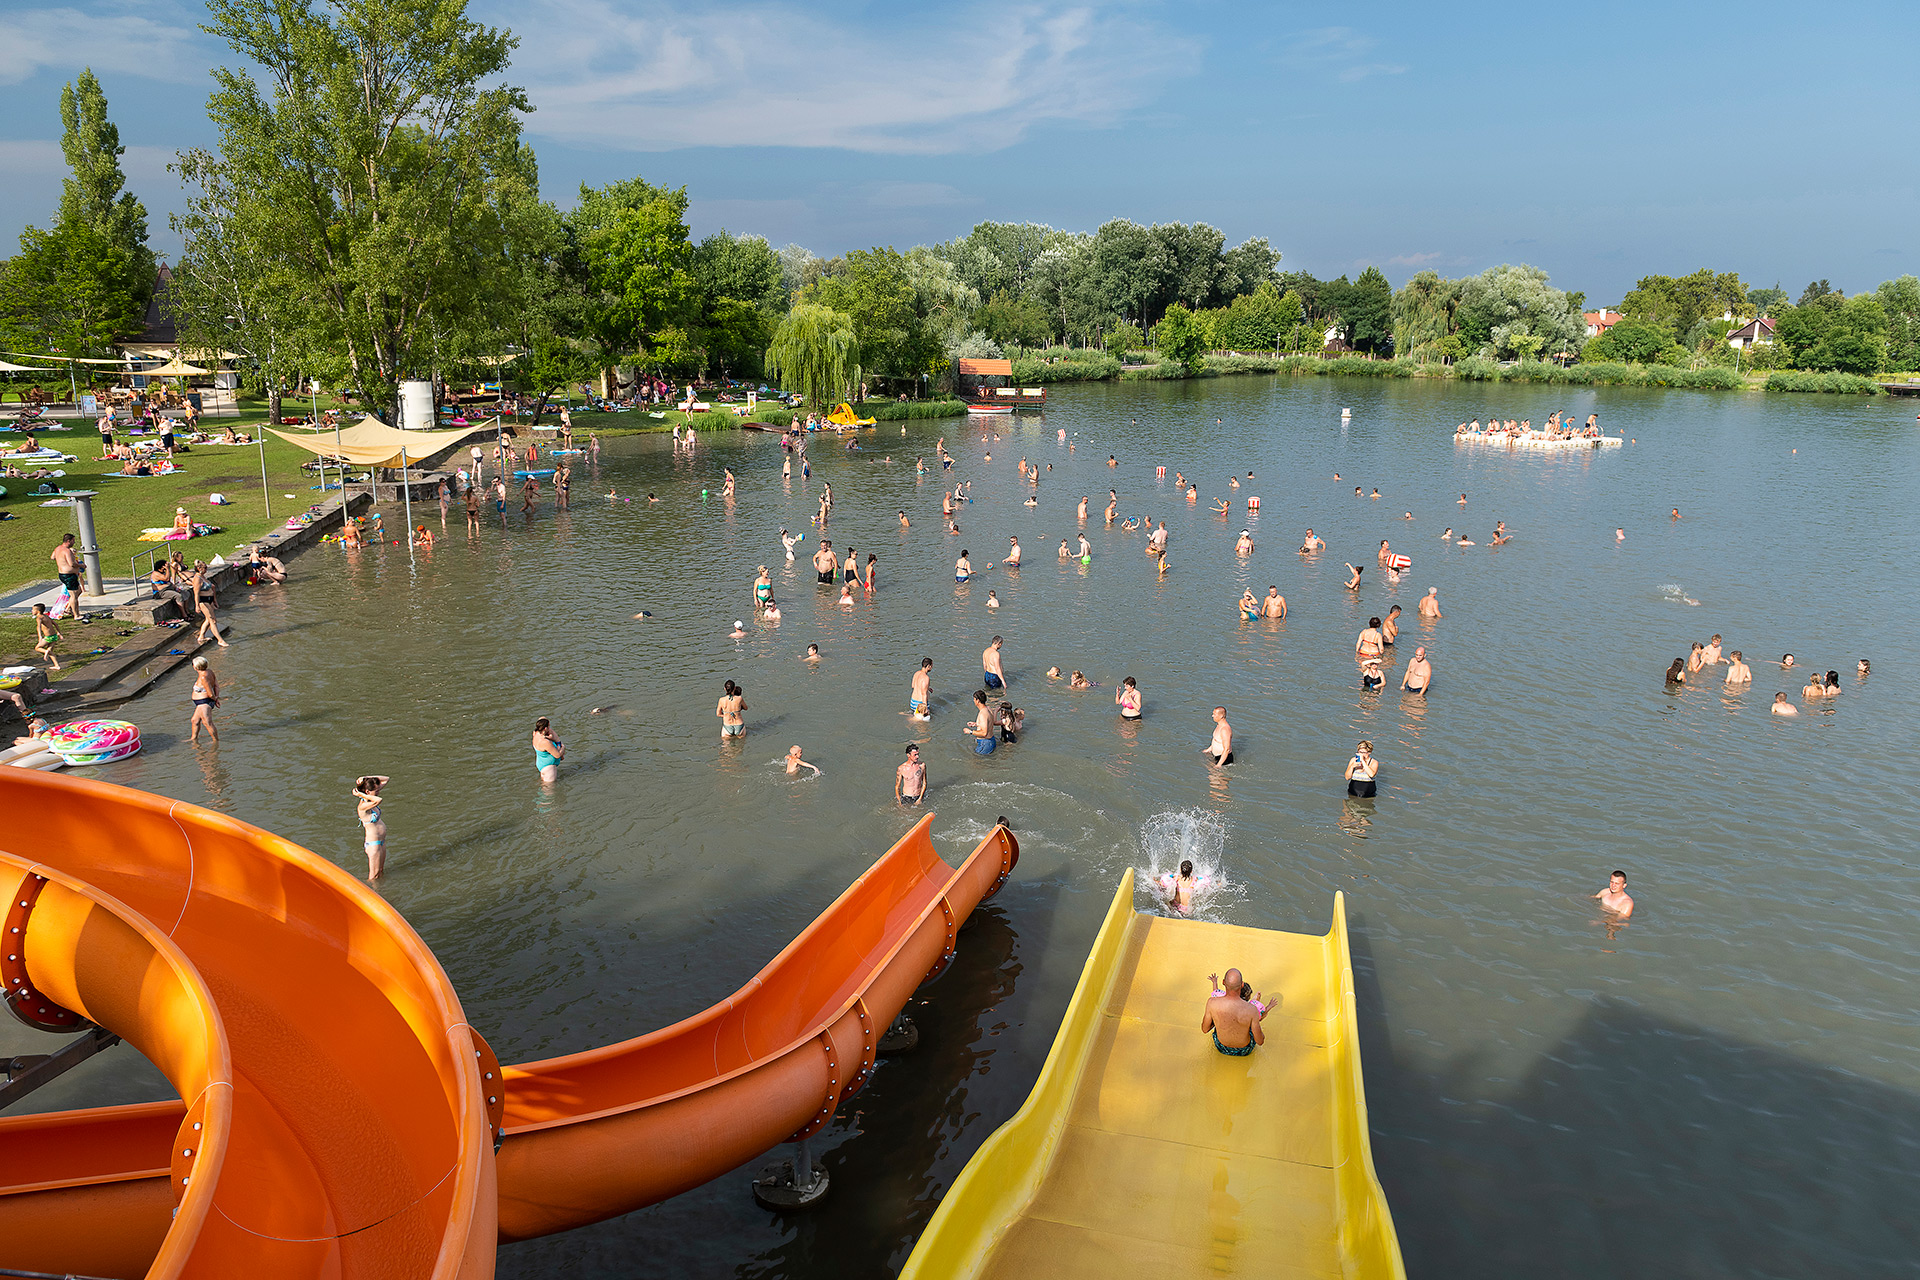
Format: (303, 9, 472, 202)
(1222, 968, 1243, 991)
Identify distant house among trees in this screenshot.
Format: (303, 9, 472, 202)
(1583, 310, 1623, 338)
(1727, 317, 1777, 350)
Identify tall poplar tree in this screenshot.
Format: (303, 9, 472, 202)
(57, 69, 156, 306)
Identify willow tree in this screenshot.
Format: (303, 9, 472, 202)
(765, 303, 858, 407)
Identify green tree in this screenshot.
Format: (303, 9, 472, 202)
(170, 148, 311, 422)
(1344, 267, 1394, 355)
(1582, 318, 1674, 364)
(765, 302, 857, 407)
(1457, 264, 1586, 361)
(1207, 281, 1290, 349)
(57, 69, 155, 307)
(1620, 270, 1747, 338)
(0, 220, 141, 362)
(1796, 280, 1834, 307)
(1391, 270, 1462, 361)
(1154, 303, 1206, 374)
(1104, 321, 1144, 359)
(573, 177, 697, 373)
(1274, 291, 1305, 351)
(1748, 285, 1789, 316)
(904, 247, 982, 356)
(806, 247, 935, 383)
(197, 0, 536, 419)
(978, 291, 1052, 351)
(688, 230, 784, 379)
(1875, 275, 1920, 370)
(1219, 238, 1282, 299)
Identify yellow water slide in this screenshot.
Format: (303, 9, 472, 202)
(901, 872, 1404, 1280)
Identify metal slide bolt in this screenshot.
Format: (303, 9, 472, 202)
(182, 1148, 193, 1157)
(192, 1123, 201, 1131)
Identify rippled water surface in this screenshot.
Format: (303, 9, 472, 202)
(12, 376, 1919, 1279)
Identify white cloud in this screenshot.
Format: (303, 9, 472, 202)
(1281, 26, 1405, 82)
(1387, 251, 1443, 267)
(493, 0, 1202, 154)
(0, 5, 206, 86)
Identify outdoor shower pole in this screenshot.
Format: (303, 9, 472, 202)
(257, 435, 271, 517)
(69, 492, 106, 597)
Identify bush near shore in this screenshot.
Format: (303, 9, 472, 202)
(1001, 347, 1882, 394)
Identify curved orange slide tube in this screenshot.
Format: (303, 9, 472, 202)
(0, 769, 1016, 1277)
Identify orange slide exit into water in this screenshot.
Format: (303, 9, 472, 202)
(0, 770, 1017, 1278)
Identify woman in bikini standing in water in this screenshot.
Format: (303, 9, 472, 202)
(189, 655, 220, 743)
(354, 775, 389, 879)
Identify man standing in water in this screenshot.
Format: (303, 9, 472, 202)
(813, 539, 838, 585)
(983, 636, 1007, 690)
(1402, 646, 1433, 695)
(1148, 521, 1169, 557)
(895, 743, 927, 804)
(1006, 536, 1022, 567)
(1261, 586, 1286, 619)
(1204, 706, 1234, 766)
(465, 482, 480, 535)
(1592, 870, 1634, 919)
(1417, 587, 1442, 619)
(1201, 968, 1263, 1055)
(910, 658, 933, 721)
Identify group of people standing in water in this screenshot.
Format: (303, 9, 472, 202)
(1665, 635, 1867, 716)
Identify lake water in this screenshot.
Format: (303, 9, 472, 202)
(11, 376, 1919, 1279)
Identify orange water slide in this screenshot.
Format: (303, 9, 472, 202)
(494, 813, 1019, 1239)
(0, 769, 1017, 1277)
(0, 769, 497, 1279)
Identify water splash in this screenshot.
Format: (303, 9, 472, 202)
(1133, 808, 1244, 920)
(1656, 583, 1701, 606)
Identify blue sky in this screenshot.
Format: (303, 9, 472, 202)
(3, 0, 1915, 303)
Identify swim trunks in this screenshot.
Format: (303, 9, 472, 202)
(1211, 1029, 1255, 1057)
(973, 736, 996, 756)
(910, 699, 927, 713)
(983, 672, 1004, 690)
(1209, 751, 1234, 766)
(57, 572, 79, 591)
(818, 571, 834, 584)
(901, 792, 924, 805)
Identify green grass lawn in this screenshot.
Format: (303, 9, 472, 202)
(2, 392, 963, 592)
(1, 401, 335, 593)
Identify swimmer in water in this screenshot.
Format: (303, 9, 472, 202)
(909, 658, 933, 721)
(730, 620, 748, 639)
(1458, 493, 1468, 505)
(1059, 539, 1071, 559)
(985, 589, 1000, 609)
(532, 718, 564, 783)
(838, 582, 855, 605)
(1069, 670, 1093, 689)
(1771, 692, 1797, 715)
(1240, 588, 1259, 620)
(1592, 870, 1634, 919)
(1344, 563, 1363, 590)
(899, 510, 910, 528)
(983, 636, 1007, 689)
(1212, 497, 1230, 515)
(1261, 586, 1286, 618)
(955, 550, 973, 580)
(1442, 528, 1453, 540)
(784, 744, 822, 777)
(716, 681, 748, 736)
(1360, 659, 1385, 690)
(1116, 675, 1141, 718)
(763, 599, 782, 621)
(1780, 654, 1795, 668)
(1078, 534, 1092, 559)
(1666, 659, 1686, 684)
(805, 644, 821, 662)
(1418, 587, 1442, 618)
(1300, 529, 1325, 553)
(1162, 859, 1202, 915)
(1724, 651, 1749, 684)
(896, 744, 927, 804)
(1616, 528, 1626, 541)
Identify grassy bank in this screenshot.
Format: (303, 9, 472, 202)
(1, 396, 964, 590)
(1003, 346, 1890, 395)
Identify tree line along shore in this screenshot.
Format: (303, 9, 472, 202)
(4, 2, 1914, 422)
